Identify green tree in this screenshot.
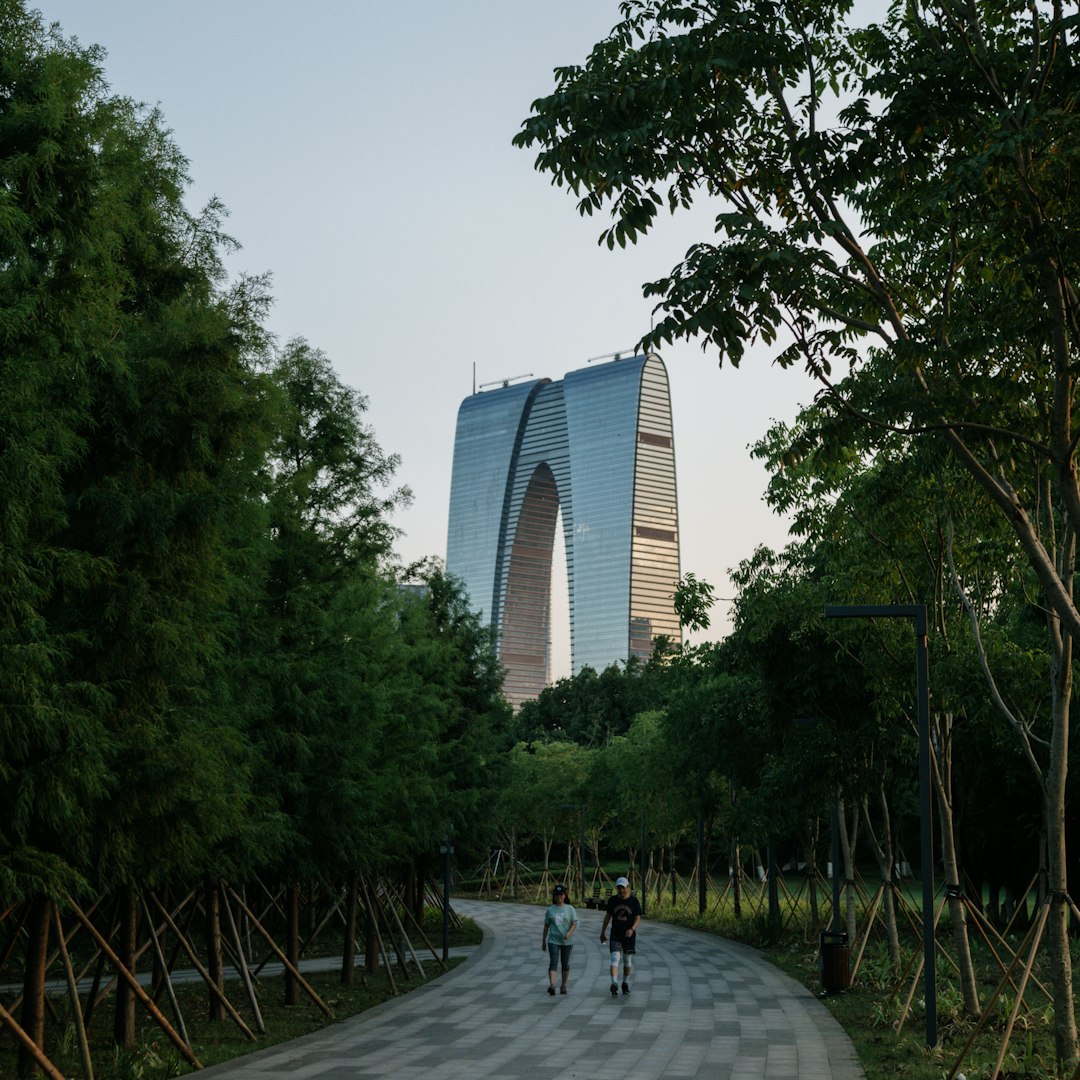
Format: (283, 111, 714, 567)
(247, 338, 408, 1002)
(517, 0, 1080, 1057)
(514, 658, 668, 747)
(0, 3, 274, 1061)
(389, 566, 513, 873)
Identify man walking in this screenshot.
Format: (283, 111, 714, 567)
(599, 876, 641, 996)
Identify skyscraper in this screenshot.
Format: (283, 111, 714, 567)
(446, 354, 680, 707)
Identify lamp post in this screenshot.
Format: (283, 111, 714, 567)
(824, 603, 935, 1048)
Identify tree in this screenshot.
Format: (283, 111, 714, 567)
(389, 566, 513, 871)
(245, 338, 409, 1002)
(516, 0, 1080, 1059)
(1, 3, 274, 1062)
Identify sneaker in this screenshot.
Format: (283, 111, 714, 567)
(622, 982, 631, 995)
(547, 986, 555, 996)
(610, 983, 619, 997)
(560, 986, 568, 995)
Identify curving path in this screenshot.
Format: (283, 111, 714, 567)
(199, 899, 865, 1079)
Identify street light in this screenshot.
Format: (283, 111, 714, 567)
(824, 603, 935, 1048)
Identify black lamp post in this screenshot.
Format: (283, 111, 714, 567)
(824, 603, 935, 1048)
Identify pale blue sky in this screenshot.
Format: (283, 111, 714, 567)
(36, 1, 822, 674)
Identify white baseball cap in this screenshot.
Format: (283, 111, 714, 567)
(615, 876, 629, 887)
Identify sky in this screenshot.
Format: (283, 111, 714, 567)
(35, 0, 822, 676)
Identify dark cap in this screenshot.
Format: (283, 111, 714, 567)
(553, 884, 568, 895)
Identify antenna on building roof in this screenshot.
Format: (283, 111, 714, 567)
(478, 373, 534, 390)
(586, 346, 638, 363)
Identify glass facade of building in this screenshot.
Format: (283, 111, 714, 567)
(446, 355, 680, 707)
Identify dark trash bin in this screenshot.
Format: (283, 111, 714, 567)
(819, 930, 851, 992)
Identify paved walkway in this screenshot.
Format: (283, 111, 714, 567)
(199, 899, 865, 1079)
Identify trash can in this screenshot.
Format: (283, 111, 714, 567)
(819, 930, 851, 992)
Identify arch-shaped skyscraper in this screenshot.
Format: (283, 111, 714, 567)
(446, 354, 680, 707)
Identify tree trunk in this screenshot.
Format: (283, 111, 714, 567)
(364, 883, 379, 975)
(803, 819, 820, 936)
(1046, 626, 1078, 1068)
(113, 885, 137, 1051)
(285, 879, 301, 1006)
(861, 788, 902, 971)
(731, 836, 742, 919)
(17, 894, 50, 1079)
(931, 710, 980, 1016)
(839, 798, 859, 943)
(205, 878, 224, 1022)
(342, 872, 359, 985)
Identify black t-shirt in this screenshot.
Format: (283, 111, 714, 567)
(605, 893, 642, 940)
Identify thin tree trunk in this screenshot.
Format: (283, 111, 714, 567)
(112, 886, 137, 1051)
(285, 879, 301, 1006)
(731, 836, 742, 919)
(205, 877, 224, 1022)
(342, 873, 359, 985)
(17, 894, 50, 1079)
(930, 709, 980, 1016)
(861, 788, 902, 971)
(838, 798, 859, 943)
(1046, 625, 1077, 1067)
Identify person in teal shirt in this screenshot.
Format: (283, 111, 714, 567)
(541, 884, 578, 995)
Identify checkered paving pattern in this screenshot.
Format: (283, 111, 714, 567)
(198, 898, 864, 1079)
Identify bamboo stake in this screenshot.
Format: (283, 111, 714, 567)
(220, 884, 266, 1035)
(895, 894, 946, 1035)
(962, 895, 1050, 1006)
(381, 886, 424, 977)
(224, 884, 334, 1018)
(137, 894, 189, 1047)
(299, 887, 346, 957)
(850, 886, 884, 983)
(988, 901, 1049, 1080)
(52, 906, 94, 1080)
(945, 902, 1047, 1080)
(383, 879, 447, 969)
(0, 1000, 67, 1080)
(358, 876, 397, 995)
(66, 899, 202, 1069)
(148, 892, 257, 1040)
